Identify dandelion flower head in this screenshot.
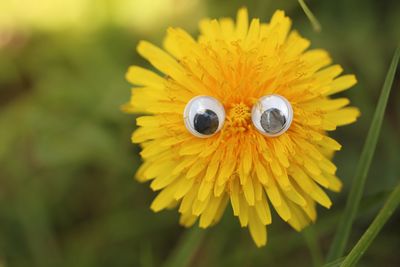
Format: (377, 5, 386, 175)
(124, 8, 360, 247)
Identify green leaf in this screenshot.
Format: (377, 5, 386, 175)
(323, 257, 345, 267)
(162, 227, 205, 267)
(298, 0, 322, 32)
(323, 184, 400, 267)
(327, 45, 400, 261)
(340, 183, 400, 266)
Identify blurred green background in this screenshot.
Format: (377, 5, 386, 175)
(0, 0, 399, 266)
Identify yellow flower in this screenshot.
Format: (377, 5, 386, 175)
(124, 8, 360, 247)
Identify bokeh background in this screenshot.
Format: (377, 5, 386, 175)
(0, 0, 399, 266)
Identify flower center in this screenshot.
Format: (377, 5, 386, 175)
(226, 103, 251, 131)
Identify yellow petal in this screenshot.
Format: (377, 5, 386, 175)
(174, 177, 195, 200)
(140, 141, 169, 159)
(199, 194, 224, 228)
(212, 195, 229, 225)
(303, 156, 322, 176)
(204, 149, 223, 181)
(219, 18, 235, 39)
(150, 184, 176, 212)
(255, 193, 272, 225)
(192, 193, 211, 216)
(186, 160, 207, 179)
(137, 41, 185, 81)
(163, 27, 196, 59)
(327, 75, 357, 95)
(254, 179, 263, 201)
(244, 18, 260, 47)
(217, 151, 236, 186)
(235, 7, 248, 39)
(242, 178, 255, 206)
(318, 136, 342, 151)
(248, 208, 267, 247)
(238, 193, 249, 226)
(198, 179, 213, 201)
(286, 201, 311, 231)
(282, 186, 307, 207)
(230, 179, 240, 216)
(272, 195, 291, 221)
(270, 160, 283, 177)
(302, 49, 332, 72)
(265, 181, 281, 207)
(172, 156, 197, 175)
(317, 157, 337, 175)
(179, 187, 197, 213)
(265, 181, 291, 221)
(145, 160, 175, 179)
(268, 10, 291, 45)
(302, 98, 350, 111)
(324, 107, 361, 126)
(132, 127, 165, 143)
(255, 160, 270, 185)
(284, 31, 310, 58)
(242, 145, 253, 174)
(325, 173, 343, 192)
(179, 139, 206, 156)
(273, 140, 290, 167)
(150, 173, 178, 191)
(126, 66, 165, 88)
(291, 166, 332, 208)
(179, 212, 198, 227)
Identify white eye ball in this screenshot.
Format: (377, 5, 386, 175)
(184, 96, 226, 138)
(251, 94, 293, 137)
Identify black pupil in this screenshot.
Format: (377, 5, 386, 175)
(260, 108, 286, 134)
(193, 109, 219, 135)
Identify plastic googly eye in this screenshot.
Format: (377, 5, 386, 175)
(183, 96, 226, 138)
(251, 94, 293, 137)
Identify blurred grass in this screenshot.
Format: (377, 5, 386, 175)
(298, 0, 321, 32)
(341, 183, 400, 267)
(163, 228, 205, 267)
(0, 0, 400, 266)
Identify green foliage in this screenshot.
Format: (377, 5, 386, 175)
(298, 0, 321, 32)
(341, 183, 400, 266)
(162, 228, 205, 267)
(327, 46, 400, 261)
(0, 0, 399, 267)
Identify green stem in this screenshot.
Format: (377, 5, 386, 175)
(303, 226, 323, 267)
(323, 257, 345, 267)
(323, 184, 400, 267)
(162, 227, 205, 267)
(298, 0, 322, 32)
(326, 45, 400, 261)
(340, 183, 400, 267)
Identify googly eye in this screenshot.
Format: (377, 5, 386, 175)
(184, 96, 225, 138)
(251, 94, 293, 137)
